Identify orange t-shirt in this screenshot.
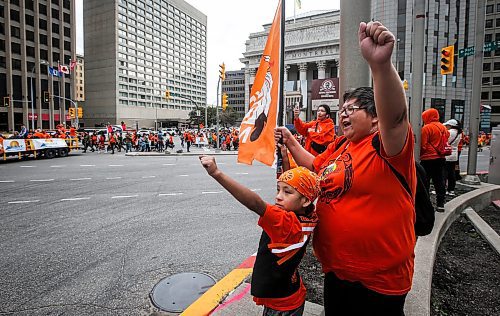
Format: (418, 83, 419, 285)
(253, 204, 310, 311)
(294, 117, 335, 156)
(312, 128, 416, 295)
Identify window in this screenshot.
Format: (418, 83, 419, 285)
(486, 19, 493, 28)
(495, 62, 500, 70)
(493, 77, 500, 85)
(484, 62, 492, 71)
(25, 14, 34, 26)
(10, 9, 20, 21)
(52, 8, 59, 17)
(39, 19, 47, 30)
(52, 37, 60, 47)
(483, 77, 491, 85)
(63, 13, 70, 23)
(64, 27, 70, 37)
(11, 26, 21, 38)
(64, 41, 70, 51)
(39, 3, 47, 15)
(40, 49, 48, 60)
(26, 46, 35, 57)
(52, 23, 59, 33)
(26, 30, 34, 41)
(486, 4, 494, 14)
(12, 58, 22, 70)
(40, 34, 47, 44)
(11, 42, 21, 54)
(481, 91, 489, 100)
(492, 91, 500, 99)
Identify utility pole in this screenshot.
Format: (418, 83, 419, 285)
(463, 0, 486, 185)
(216, 79, 220, 151)
(410, 0, 426, 161)
(339, 0, 371, 106)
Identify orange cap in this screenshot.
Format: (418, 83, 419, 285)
(278, 167, 320, 202)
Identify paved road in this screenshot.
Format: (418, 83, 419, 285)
(0, 151, 275, 315)
(459, 146, 491, 173)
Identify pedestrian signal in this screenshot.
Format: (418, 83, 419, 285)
(440, 45, 454, 75)
(69, 108, 76, 118)
(77, 107, 83, 118)
(219, 63, 226, 81)
(222, 93, 228, 111)
(3, 96, 9, 107)
(43, 91, 50, 103)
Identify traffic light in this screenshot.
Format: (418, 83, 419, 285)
(77, 107, 83, 118)
(165, 90, 171, 100)
(43, 91, 50, 103)
(69, 108, 76, 118)
(219, 63, 226, 81)
(403, 79, 408, 91)
(3, 96, 9, 107)
(440, 45, 454, 75)
(222, 93, 228, 111)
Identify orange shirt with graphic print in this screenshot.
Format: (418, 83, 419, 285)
(312, 128, 416, 295)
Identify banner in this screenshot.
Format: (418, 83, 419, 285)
(238, 0, 282, 166)
(3, 139, 27, 153)
(31, 138, 68, 150)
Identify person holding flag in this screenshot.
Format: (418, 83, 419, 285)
(276, 21, 416, 315)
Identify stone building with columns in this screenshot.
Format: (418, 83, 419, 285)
(241, 10, 340, 124)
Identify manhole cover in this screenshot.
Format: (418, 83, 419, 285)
(150, 272, 216, 313)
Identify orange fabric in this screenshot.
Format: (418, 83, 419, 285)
(312, 128, 416, 295)
(294, 117, 335, 156)
(69, 127, 77, 137)
(237, 0, 281, 166)
(278, 167, 320, 202)
(420, 109, 450, 160)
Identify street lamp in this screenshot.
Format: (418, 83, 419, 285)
(30, 60, 49, 130)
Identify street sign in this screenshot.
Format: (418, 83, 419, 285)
(458, 46, 475, 58)
(196, 110, 201, 116)
(484, 41, 498, 52)
(28, 113, 38, 120)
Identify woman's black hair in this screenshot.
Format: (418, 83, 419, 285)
(342, 87, 376, 117)
(318, 104, 331, 117)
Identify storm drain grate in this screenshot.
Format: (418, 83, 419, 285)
(150, 272, 216, 313)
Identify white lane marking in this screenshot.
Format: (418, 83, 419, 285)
(20, 166, 34, 168)
(109, 164, 124, 167)
(106, 177, 122, 180)
(80, 164, 95, 167)
(236, 172, 249, 175)
(8, 200, 40, 204)
(202, 191, 224, 194)
(50, 165, 64, 168)
(178, 175, 189, 177)
(30, 179, 54, 182)
(159, 193, 184, 196)
(250, 189, 262, 192)
(70, 177, 92, 181)
(142, 176, 156, 179)
(162, 163, 176, 166)
(111, 195, 138, 199)
(60, 197, 91, 201)
(218, 162, 226, 165)
(0, 180, 15, 183)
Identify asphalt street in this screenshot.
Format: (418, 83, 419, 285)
(0, 151, 276, 315)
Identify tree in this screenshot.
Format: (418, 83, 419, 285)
(219, 107, 238, 127)
(188, 106, 218, 128)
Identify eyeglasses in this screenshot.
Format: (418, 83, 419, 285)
(339, 104, 365, 116)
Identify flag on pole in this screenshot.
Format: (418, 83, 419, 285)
(295, 0, 301, 9)
(48, 66, 61, 77)
(70, 60, 77, 70)
(59, 64, 70, 74)
(238, 0, 282, 166)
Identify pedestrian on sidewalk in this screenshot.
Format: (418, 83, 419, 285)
(200, 156, 319, 316)
(275, 21, 416, 315)
(443, 119, 462, 196)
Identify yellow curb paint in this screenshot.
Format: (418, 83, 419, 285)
(181, 267, 253, 316)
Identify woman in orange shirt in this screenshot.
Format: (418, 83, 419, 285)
(276, 21, 415, 315)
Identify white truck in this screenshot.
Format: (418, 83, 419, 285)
(0, 137, 79, 161)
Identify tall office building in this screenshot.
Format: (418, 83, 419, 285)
(372, 0, 483, 131)
(0, 0, 76, 132)
(221, 69, 245, 124)
(84, 0, 207, 129)
(74, 53, 84, 102)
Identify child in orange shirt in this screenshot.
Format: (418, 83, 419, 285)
(200, 155, 319, 315)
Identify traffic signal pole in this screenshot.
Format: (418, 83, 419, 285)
(464, 0, 486, 185)
(53, 95, 79, 127)
(216, 78, 220, 151)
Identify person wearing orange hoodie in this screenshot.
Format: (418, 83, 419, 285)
(420, 108, 450, 211)
(293, 104, 335, 156)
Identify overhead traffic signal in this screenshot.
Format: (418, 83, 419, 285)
(222, 93, 228, 111)
(219, 63, 226, 81)
(165, 89, 171, 100)
(43, 91, 50, 103)
(69, 108, 76, 118)
(440, 45, 454, 75)
(3, 96, 9, 107)
(77, 107, 83, 118)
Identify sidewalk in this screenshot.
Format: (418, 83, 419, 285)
(125, 139, 238, 157)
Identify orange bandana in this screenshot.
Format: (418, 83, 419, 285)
(278, 167, 320, 202)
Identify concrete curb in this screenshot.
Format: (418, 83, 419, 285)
(404, 183, 500, 316)
(464, 207, 500, 256)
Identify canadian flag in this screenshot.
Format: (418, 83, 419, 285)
(59, 65, 70, 74)
(70, 60, 77, 70)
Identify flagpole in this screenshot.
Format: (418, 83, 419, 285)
(276, 0, 285, 178)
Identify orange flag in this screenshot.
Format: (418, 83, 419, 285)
(237, 0, 282, 166)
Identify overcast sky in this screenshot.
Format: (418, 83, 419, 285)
(76, 0, 340, 104)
